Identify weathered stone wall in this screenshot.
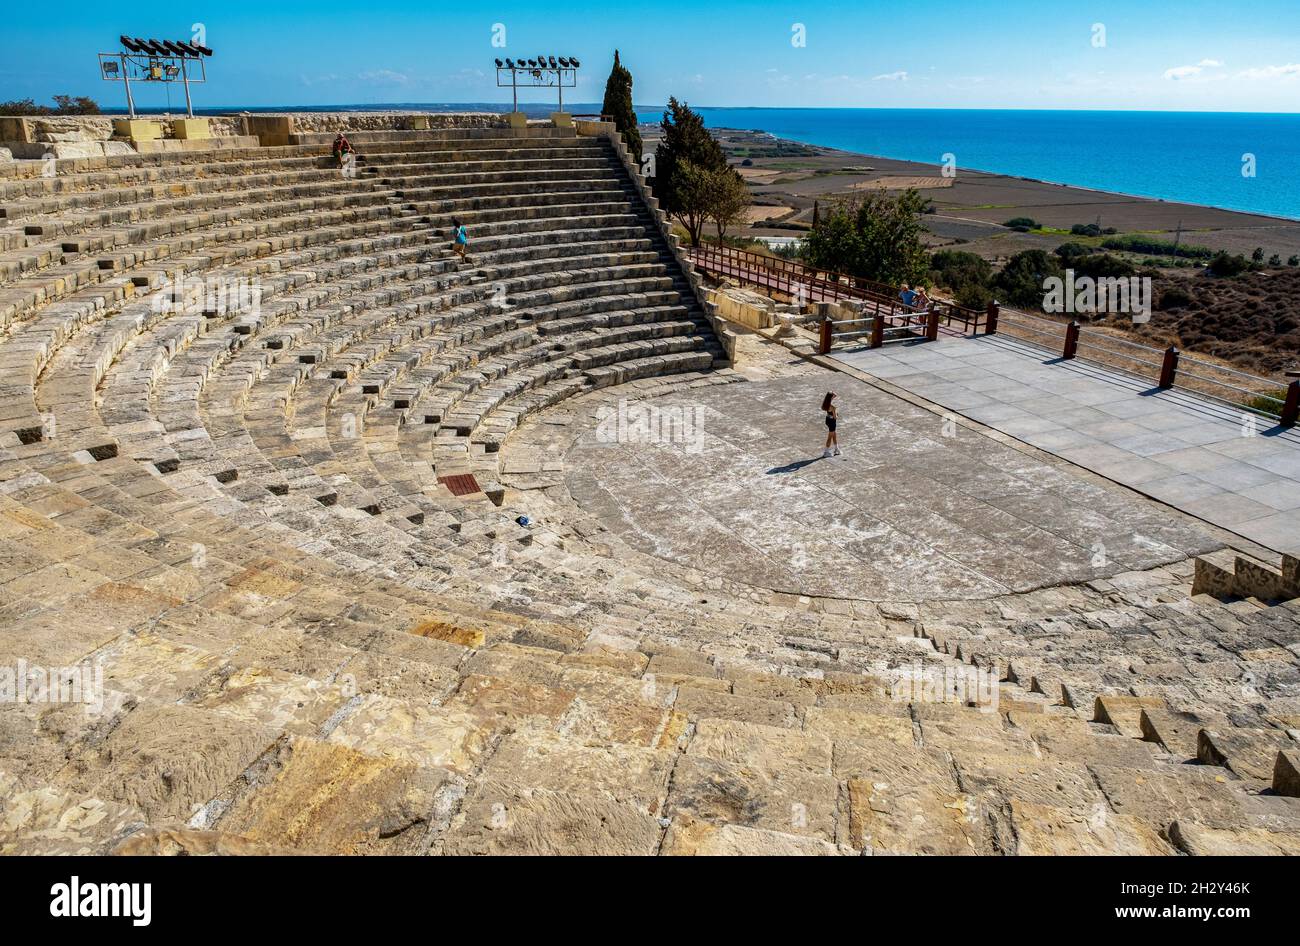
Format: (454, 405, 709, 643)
(0, 111, 502, 146)
(260, 111, 504, 134)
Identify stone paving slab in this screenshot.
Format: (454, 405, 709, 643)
(564, 371, 1220, 602)
(835, 335, 1300, 556)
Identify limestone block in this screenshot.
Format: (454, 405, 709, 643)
(1275, 749, 1300, 797)
(112, 119, 162, 142)
(326, 694, 493, 773)
(0, 782, 146, 855)
(687, 718, 832, 779)
(847, 776, 982, 854)
(663, 813, 841, 855)
(1009, 800, 1173, 855)
(1198, 727, 1295, 780)
(550, 112, 573, 128)
(112, 828, 294, 856)
(171, 118, 211, 140)
(1140, 706, 1225, 760)
(667, 754, 839, 842)
(1094, 694, 1166, 738)
(1169, 821, 1300, 856)
(1090, 764, 1246, 828)
(503, 111, 528, 130)
(53, 703, 277, 821)
(215, 736, 448, 854)
(442, 784, 661, 855)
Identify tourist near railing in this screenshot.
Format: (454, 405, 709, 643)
(684, 244, 991, 336)
(996, 309, 1299, 426)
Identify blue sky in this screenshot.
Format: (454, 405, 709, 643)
(3, 1, 1299, 111)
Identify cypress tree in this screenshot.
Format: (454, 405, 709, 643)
(601, 50, 642, 163)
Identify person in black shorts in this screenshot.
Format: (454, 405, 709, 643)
(821, 391, 841, 458)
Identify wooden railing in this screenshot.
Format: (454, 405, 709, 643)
(686, 243, 1296, 426)
(684, 243, 992, 336)
(997, 310, 1298, 426)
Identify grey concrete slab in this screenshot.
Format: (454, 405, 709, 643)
(834, 334, 1300, 554)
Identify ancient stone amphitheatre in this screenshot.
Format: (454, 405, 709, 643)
(1, 112, 1298, 857)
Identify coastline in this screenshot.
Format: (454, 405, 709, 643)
(643, 124, 1300, 261)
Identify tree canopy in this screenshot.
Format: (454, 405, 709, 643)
(801, 189, 930, 286)
(653, 98, 730, 246)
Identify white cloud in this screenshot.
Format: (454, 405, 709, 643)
(357, 69, 410, 86)
(873, 71, 908, 81)
(1163, 59, 1225, 80)
(1236, 63, 1300, 80)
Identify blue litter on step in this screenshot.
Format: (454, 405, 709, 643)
(516, 516, 530, 527)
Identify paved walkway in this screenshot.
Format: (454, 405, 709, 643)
(834, 334, 1300, 556)
(564, 370, 1219, 602)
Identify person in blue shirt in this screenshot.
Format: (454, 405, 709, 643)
(451, 219, 469, 261)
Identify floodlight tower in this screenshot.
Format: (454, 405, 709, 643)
(100, 35, 214, 117)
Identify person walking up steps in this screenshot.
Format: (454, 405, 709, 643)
(451, 218, 469, 262)
(821, 391, 841, 458)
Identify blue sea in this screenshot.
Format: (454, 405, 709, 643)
(635, 108, 1300, 221)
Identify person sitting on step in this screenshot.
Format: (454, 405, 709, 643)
(332, 131, 354, 168)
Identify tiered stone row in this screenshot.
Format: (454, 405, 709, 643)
(0, 129, 1296, 855)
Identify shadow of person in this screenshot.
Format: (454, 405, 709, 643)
(766, 457, 822, 475)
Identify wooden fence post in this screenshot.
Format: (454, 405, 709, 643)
(819, 318, 832, 355)
(1158, 346, 1180, 389)
(925, 305, 940, 342)
(870, 316, 884, 349)
(986, 301, 999, 335)
(1282, 380, 1300, 427)
(1063, 321, 1080, 360)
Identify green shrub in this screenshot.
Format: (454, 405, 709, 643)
(1003, 217, 1039, 231)
(994, 250, 1063, 309)
(1206, 251, 1251, 277)
(929, 250, 993, 308)
(1100, 234, 1213, 260)
(1055, 242, 1096, 261)
(1157, 286, 1194, 310)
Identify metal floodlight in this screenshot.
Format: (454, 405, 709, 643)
(101, 32, 214, 118)
(496, 53, 581, 113)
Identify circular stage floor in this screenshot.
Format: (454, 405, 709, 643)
(563, 373, 1220, 601)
